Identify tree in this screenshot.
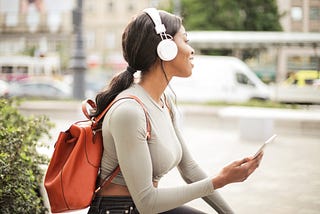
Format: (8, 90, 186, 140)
(181, 0, 244, 31)
(175, 0, 282, 58)
(239, 0, 282, 31)
(180, 0, 282, 31)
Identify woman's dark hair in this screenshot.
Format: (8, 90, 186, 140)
(91, 10, 181, 118)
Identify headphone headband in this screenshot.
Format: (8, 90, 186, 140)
(143, 8, 178, 61)
(143, 8, 166, 34)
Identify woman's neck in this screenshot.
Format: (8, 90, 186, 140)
(138, 64, 170, 105)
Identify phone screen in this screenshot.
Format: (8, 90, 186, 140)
(253, 134, 277, 159)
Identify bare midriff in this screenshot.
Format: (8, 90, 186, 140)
(97, 182, 158, 196)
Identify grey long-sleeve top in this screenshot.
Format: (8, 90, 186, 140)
(100, 84, 234, 214)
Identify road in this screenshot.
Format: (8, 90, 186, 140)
(20, 101, 320, 214)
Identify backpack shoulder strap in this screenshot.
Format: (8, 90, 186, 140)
(82, 95, 151, 140)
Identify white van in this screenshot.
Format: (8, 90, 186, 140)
(170, 55, 270, 103)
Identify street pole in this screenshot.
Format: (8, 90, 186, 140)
(70, 0, 86, 100)
(173, 0, 181, 16)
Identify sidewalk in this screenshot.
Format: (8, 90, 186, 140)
(19, 100, 320, 138)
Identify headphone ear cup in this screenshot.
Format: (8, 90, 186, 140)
(157, 39, 178, 61)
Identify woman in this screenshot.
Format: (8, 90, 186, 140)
(88, 8, 263, 214)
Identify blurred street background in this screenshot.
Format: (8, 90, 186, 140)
(1, 0, 320, 103)
(1, 0, 320, 213)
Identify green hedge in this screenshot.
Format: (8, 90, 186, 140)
(0, 99, 53, 214)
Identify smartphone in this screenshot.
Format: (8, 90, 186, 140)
(253, 134, 277, 159)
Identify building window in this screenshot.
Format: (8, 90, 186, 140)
(107, 0, 114, 13)
(288, 56, 318, 71)
(310, 7, 320, 20)
(85, 1, 95, 13)
(86, 31, 95, 49)
(5, 13, 18, 27)
(128, 4, 134, 12)
(128, 0, 134, 12)
(291, 6, 303, 21)
(105, 32, 115, 49)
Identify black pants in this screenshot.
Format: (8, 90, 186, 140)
(87, 196, 138, 214)
(87, 196, 207, 214)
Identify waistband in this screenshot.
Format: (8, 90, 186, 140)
(91, 196, 135, 207)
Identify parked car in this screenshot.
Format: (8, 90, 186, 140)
(0, 79, 9, 97)
(169, 55, 270, 103)
(9, 77, 72, 99)
(284, 70, 320, 86)
(62, 72, 113, 99)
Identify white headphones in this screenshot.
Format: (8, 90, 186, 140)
(143, 8, 178, 61)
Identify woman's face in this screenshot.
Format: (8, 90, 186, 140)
(166, 26, 195, 78)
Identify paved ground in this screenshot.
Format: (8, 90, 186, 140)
(20, 101, 320, 214)
(166, 112, 320, 214)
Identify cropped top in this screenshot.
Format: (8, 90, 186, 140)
(100, 84, 234, 214)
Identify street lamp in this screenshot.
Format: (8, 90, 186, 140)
(173, 0, 181, 16)
(69, 0, 86, 100)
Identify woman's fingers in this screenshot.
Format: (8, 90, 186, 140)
(244, 153, 264, 176)
(232, 157, 251, 167)
(235, 154, 263, 180)
(218, 154, 265, 187)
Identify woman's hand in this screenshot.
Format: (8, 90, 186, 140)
(212, 152, 263, 189)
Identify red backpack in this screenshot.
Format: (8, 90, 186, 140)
(44, 95, 151, 213)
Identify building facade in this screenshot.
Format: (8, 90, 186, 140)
(276, 0, 320, 79)
(0, 0, 156, 72)
(278, 0, 320, 32)
(83, 0, 151, 70)
(0, 0, 73, 56)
